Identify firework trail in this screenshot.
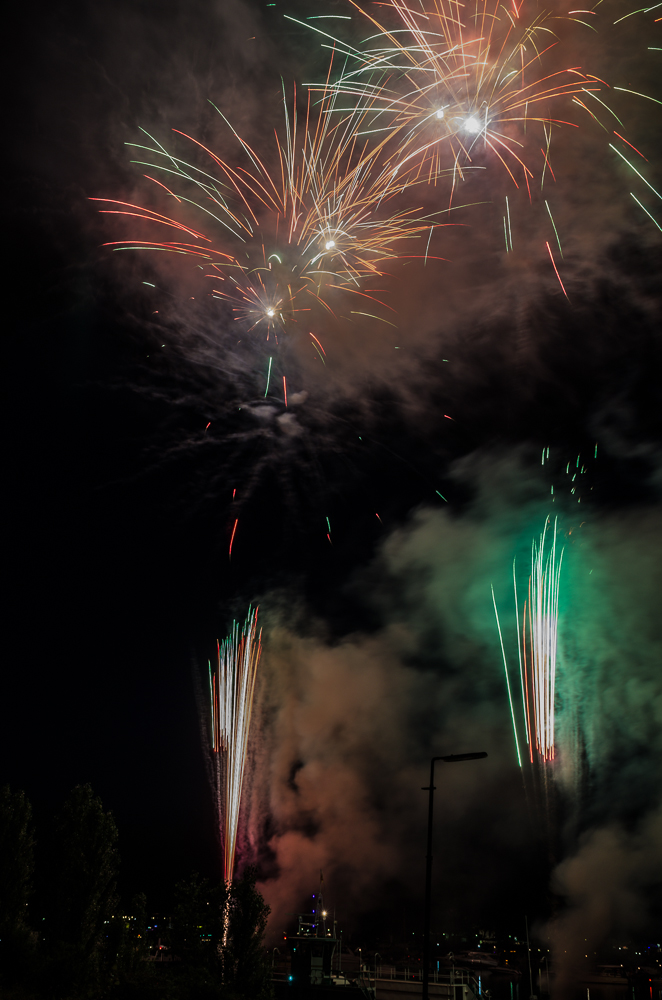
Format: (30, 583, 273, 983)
(493, 516, 564, 766)
(209, 606, 262, 881)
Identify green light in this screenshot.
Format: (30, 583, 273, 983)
(492, 586, 522, 768)
(630, 193, 662, 232)
(512, 560, 528, 746)
(610, 144, 662, 201)
(545, 201, 563, 257)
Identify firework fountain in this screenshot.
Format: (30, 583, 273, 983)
(520, 518, 564, 764)
(209, 607, 263, 882)
(493, 517, 564, 771)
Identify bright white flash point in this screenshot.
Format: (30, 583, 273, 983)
(464, 116, 482, 134)
(435, 108, 444, 119)
(266, 308, 275, 317)
(325, 240, 336, 250)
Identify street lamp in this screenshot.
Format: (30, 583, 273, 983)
(422, 752, 488, 1000)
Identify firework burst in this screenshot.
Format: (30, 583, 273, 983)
(299, 0, 607, 197)
(93, 68, 446, 347)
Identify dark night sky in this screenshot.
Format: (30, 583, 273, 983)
(4, 0, 662, 962)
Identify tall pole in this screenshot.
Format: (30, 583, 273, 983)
(525, 914, 534, 998)
(422, 756, 439, 1000)
(422, 752, 488, 1000)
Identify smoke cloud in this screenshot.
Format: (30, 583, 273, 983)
(244, 454, 551, 936)
(237, 456, 662, 968)
(547, 806, 662, 993)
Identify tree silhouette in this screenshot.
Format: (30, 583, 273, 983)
(223, 867, 272, 1000)
(0, 785, 36, 977)
(171, 872, 227, 971)
(43, 784, 119, 990)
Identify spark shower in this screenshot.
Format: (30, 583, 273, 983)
(493, 517, 564, 771)
(208, 607, 262, 881)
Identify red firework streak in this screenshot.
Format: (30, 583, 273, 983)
(228, 519, 239, 560)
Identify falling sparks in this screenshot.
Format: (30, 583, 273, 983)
(229, 518, 239, 560)
(300, 0, 607, 196)
(309, 331, 327, 364)
(492, 586, 523, 769)
(546, 241, 569, 300)
(545, 202, 563, 257)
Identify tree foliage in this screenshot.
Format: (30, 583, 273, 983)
(0, 785, 274, 1000)
(43, 783, 120, 989)
(0, 785, 36, 975)
(0, 785, 35, 926)
(223, 867, 272, 1000)
(168, 867, 273, 998)
(171, 873, 227, 971)
(105, 892, 150, 978)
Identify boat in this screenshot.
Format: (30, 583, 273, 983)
(273, 910, 374, 999)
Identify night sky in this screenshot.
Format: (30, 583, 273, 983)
(5, 0, 662, 981)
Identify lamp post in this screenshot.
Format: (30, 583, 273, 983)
(422, 752, 488, 1000)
